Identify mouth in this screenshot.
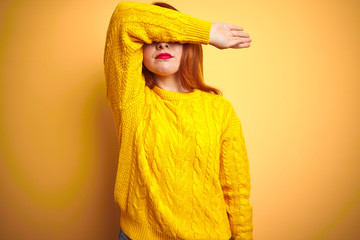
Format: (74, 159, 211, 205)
(155, 53, 173, 59)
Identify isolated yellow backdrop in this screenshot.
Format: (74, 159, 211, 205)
(0, 0, 359, 239)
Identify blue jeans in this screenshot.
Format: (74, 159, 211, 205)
(118, 227, 132, 240)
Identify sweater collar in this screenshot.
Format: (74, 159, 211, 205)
(152, 85, 201, 100)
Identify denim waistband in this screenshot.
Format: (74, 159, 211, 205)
(118, 227, 132, 240)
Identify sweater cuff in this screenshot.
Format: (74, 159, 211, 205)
(183, 15, 212, 45)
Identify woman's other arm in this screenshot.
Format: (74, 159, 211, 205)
(220, 103, 254, 240)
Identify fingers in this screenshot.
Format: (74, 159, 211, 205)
(229, 38, 252, 48)
(230, 27, 251, 48)
(232, 43, 251, 49)
(232, 36, 252, 44)
(231, 30, 250, 38)
(228, 24, 244, 31)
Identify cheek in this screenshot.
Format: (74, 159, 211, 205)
(142, 48, 153, 67)
(143, 48, 150, 60)
(143, 44, 155, 57)
(177, 47, 183, 62)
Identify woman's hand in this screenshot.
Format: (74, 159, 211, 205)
(209, 22, 252, 49)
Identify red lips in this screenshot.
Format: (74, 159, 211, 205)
(155, 53, 173, 59)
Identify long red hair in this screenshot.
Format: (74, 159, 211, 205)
(142, 2, 222, 95)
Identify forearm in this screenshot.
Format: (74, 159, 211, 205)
(113, 2, 212, 45)
(221, 142, 253, 240)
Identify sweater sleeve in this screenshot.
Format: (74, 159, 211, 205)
(219, 103, 254, 240)
(103, 1, 212, 109)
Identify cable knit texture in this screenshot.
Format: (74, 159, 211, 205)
(103, 2, 253, 240)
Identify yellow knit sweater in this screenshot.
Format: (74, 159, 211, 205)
(103, 2, 253, 240)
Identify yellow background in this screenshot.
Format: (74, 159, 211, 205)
(0, 0, 359, 239)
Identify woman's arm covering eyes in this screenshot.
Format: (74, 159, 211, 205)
(103, 1, 212, 109)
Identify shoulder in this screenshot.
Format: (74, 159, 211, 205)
(115, 1, 146, 10)
(114, 1, 172, 16)
(199, 90, 233, 112)
(198, 90, 237, 129)
(111, 2, 151, 21)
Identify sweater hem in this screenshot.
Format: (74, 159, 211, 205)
(120, 213, 176, 240)
(120, 212, 234, 240)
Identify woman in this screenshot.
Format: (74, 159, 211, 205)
(104, 1, 253, 240)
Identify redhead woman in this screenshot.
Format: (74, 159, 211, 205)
(103, 1, 253, 240)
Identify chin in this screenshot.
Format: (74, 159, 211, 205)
(151, 68, 180, 76)
(143, 61, 181, 77)
(155, 71, 178, 77)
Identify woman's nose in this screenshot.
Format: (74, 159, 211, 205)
(156, 42, 169, 49)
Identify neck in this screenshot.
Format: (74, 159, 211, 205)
(154, 72, 189, 93)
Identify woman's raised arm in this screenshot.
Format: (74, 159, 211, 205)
(103, 1, 212, 110)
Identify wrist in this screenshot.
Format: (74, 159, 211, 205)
(183, 16, 212, 44)
(209, 23, 214, 45)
